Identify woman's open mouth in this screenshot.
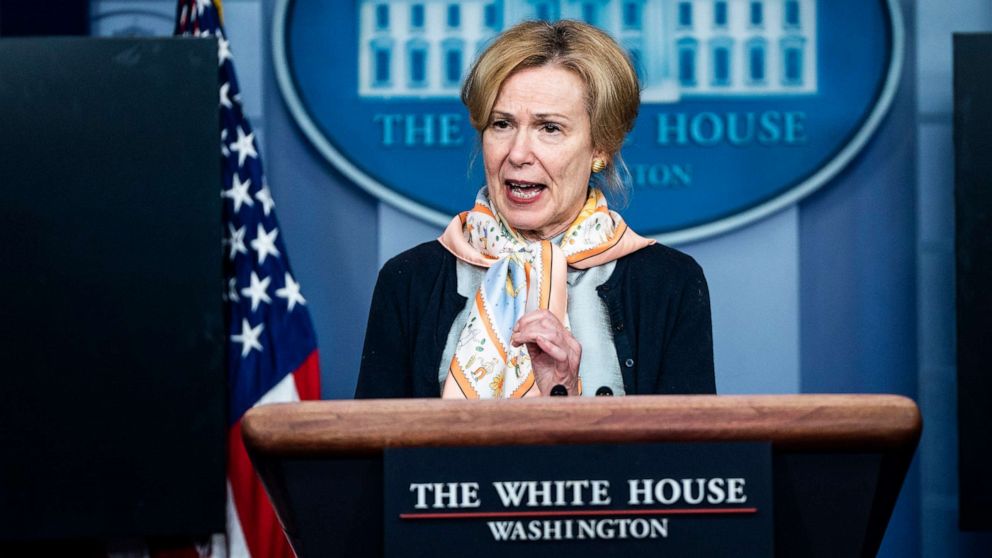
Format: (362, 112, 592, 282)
(505, 180, 546, 203)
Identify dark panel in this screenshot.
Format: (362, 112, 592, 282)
(261, 457, 384, 558)
(772, 453, 878, 557)
(954, 32, 992, 532)
(0, 37, 224, 540)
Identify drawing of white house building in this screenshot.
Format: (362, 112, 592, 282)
(357, 0, 817, 102)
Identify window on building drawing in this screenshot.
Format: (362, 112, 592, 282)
(582, 2, 599, 26)
(678, 1, 693, 28)
(714, 1, 728, 27)
(711, 41, 732, 86)
(447, 4, 461, 28)
(781, 37, 805, 85)
(678, 38, 698, 86)
(622, 1, 642, 29)
(410, 5, 424, 30)
(484, 3, 501, 30)
(407, 40, 428, 87)
(443, 39, 464, 86)
(784, 0, 800, 28)
(371, 40, 392, 87)
(375, 4, 389, 30)
(747, 39, 766, 83)
(749, 1, 763, 26)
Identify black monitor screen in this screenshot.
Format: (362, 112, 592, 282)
(0, 37, 225, 540)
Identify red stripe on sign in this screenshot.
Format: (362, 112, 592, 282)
(400, 507, 758, 520)
(292, 350, 321, 401)
(228, 422, 297, 558)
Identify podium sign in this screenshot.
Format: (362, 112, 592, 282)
(242, 396, 921, 557)
(384, 443, 772, 557)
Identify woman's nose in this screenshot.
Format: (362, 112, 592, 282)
(507, 130, 534, 167)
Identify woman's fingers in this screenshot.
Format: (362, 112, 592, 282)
(530, 334, 569, 361)
(510, 323, 567, 356)
(511, 310, 567, 348)
(512, 309, 561, 333)
(510, 309, 581, 395)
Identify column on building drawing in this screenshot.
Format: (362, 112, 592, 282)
(652, 0, 679, 102)
(357, 1, 372, 96)
(671, 0, 696, 95)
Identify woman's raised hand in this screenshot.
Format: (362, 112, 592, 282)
(510, 309, 581, 396)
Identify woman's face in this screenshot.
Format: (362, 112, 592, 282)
(482, 65, 604, 240)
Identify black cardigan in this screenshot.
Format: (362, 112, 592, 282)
(355, 241, 715, 397)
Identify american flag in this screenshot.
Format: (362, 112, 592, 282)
(175, 1, 320, 556)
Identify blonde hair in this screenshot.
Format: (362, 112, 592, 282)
(461, 19, 641, 202)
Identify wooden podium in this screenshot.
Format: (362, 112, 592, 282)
(242, 395, 920, 557)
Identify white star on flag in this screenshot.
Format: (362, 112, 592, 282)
(256, 183, 276, 216)
(229, 126, 257, 168)
(241, 271, 272, 312)
(227, 223, 248, 260)
(276, 272, 307, 311)
(251, 223, 281, 264)
(227, 277, 240, 303)
(195, 0, 211, 16)
(220, 128, 230, 157)
(223, 173, 253, 213)
(218, 36, 232, 66)
(231, 318, 264, 358)
(220, 82, 233, 109)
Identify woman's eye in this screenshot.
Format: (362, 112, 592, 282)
(491, 120, 510, 130)
(541, 123, 562, 134)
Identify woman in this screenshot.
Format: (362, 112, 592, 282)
(356, 20, 714, 398)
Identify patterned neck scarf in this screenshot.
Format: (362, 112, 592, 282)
(437, 187, 653, 399)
